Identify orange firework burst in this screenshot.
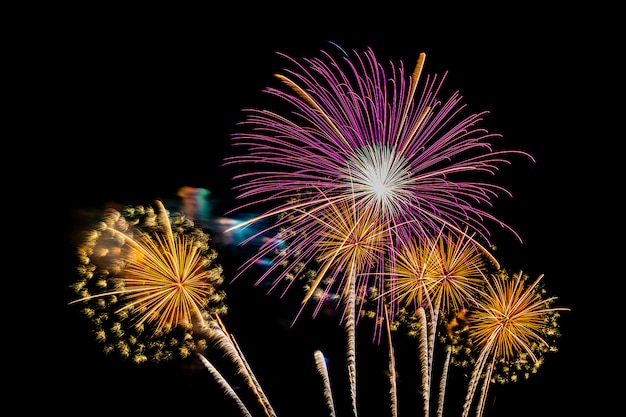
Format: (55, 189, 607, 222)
(386, 228, 489, 318)
(303, 197, 391, 317)
(70, 200, 226, 362)
(470, 270, 567, 363)
(458, 269, 569, 417)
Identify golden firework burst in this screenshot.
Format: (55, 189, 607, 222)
(70, 200, 226, 362)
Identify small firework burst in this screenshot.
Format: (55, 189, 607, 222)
(470, 269, 567, 366)
(386, 228, 491, 320)
(70, 201, 227, 363)
(299, 197, 392, 321)
(457, 269, 569, 417)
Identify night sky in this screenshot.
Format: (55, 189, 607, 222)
(30, 4, 615, 416)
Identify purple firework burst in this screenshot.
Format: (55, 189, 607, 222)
(223, 45, 533, 327)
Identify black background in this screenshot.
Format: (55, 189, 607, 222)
(18, 3, 617, 416)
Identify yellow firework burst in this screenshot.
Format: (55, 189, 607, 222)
(457, 269, 569, 417)
(470, 269, 567, 363)
(70, 200, 226, 362)
(387, 229, 489, 316)
(310, 199, 390, 301)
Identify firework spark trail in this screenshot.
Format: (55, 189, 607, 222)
(383, 304, 398, 417)
(314, 350, 337, 417)
(196, 353, 254, 417)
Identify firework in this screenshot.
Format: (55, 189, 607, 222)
(70, 202, 283, 414)
(382, 229, 495, 417)
(470, 269, 567, 364)
(70, 201, 227, 362)
(388, 228, 490, 318)
(460, 269, 569, 417)
(224, 45, 533, 324)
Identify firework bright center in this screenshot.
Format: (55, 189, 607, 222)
(371, 177, 392, 198)
(347, 145, 412, 209)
